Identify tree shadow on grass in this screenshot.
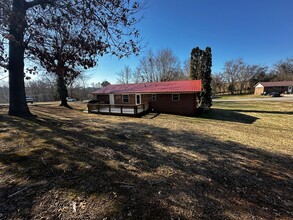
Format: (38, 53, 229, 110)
(199, 108, 259, 124)
(230, 109, 293, 115)
(0, 113, 292, 219)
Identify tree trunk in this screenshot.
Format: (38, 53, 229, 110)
(57, 75, 71, 108)
(8, 0, 33, 117)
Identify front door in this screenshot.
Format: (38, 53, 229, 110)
(109, 94, 115, 105)
(136, 94, 141, 105)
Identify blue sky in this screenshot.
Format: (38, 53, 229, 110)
(88, 0, 293, 84)
(0, 0, 292, 86)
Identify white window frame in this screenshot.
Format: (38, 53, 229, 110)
(172, 94, 180, 101)
(136, 94, 141, 105)
(109, 94, 115, 105)
(122, 94, 129, 103)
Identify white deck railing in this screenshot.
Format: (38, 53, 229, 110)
(88, 102, 150, 116)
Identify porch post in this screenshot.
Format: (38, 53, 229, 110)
(134, 106, 138, 116)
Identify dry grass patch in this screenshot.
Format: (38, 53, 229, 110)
(217, 94, 270, 100)
(0, 101, 292, 219)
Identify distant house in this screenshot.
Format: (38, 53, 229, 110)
(89, 80, 202, 116)
(254, 81, 293, 95)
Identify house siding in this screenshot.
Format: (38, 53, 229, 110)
(254, 81, 293, 95)
(254, 87, 264, 95)
(95, 93, 198, 116)
(96, 95, 110, 103)
(264, 86, 290, 94)
(148, 93, 197, 116)
(114, 94, 136, 105)
(141, 94, 152, 103)
(255, 86, 292, 95)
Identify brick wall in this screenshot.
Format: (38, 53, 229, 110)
(96, 95, 109, 103)
(97, 93, 198, 116)
(148, 93, 197, 116)
(114, 94, 136, 105)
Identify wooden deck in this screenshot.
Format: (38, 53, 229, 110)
(88, 102, 150, 117)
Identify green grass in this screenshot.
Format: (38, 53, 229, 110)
(0, 101, 292, 219)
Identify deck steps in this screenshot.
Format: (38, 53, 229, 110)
(141, 112, 160, 119)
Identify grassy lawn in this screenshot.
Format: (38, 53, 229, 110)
(0, 101, 292, 219)
(216, 94, 270, 99)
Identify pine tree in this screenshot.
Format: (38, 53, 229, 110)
(200, 47, 212, 108)
(190, 47, 202, 80)
(189, 46, 213, 109)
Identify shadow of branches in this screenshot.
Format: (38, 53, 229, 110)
(0, 111, 292, 219)
(229, 109, 293, 115)
(198, 108, 259, 124)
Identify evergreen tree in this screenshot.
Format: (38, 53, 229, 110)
(200, 47, 212, 108)
(189, 46, 212, 109)
(190, 47, 202, 80)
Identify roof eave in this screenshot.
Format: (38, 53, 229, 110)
(92, 91, 201, 95)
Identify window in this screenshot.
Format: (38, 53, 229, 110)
(151, 94, 156, 101)
(136, 94, 141, 104)
(122, 94, 129, 103)
(172, 94, 180, 101)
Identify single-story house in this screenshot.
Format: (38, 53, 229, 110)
(89, 80, 202, 116)
(254, 81, 293, 95)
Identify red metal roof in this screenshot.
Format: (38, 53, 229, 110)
(92, 80, 202, 94)
(256, 81, 293, 87)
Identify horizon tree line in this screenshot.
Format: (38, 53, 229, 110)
(213, 58, 293, 95)
(115, 49, 292, 96)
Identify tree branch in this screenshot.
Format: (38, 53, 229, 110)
(0, 62, 9, 70)
(25, 0, 55, 10)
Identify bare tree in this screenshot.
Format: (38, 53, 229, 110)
(246, 65, 268, 92)
(223, 58, 270, 94)
(271, 58, 293, 81)
(211, 73, 224, 94)
(124, 48, 185, 83)
(155, 48, 182, 81)
(237, 64, 253, 94)
(68, 73, 91, 101)
(183, 58, 190, 78)
(91, 82, 101, 90)
(1, 0, 144, 116)
(116, 65, 132, 84)
(40, 73, 57, 99)
(132, 67, 144, 83)
(222, 58, 247, 94)
(25, 79, 54, 102)
(24, 72, 57, 102)
(137, 49, 156, 82)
